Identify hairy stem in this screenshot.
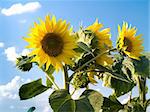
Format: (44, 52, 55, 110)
(71, 88, 76, 96)
(137, 76, 146, 107)
(63, 65, 69, 93)
(45, 72, 60, 90)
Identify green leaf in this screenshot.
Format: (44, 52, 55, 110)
(110, 77, 135, 97)
(49, 89, 103, 112)
(19, 79, 49, 100)
(98, 57, 135, 97)
(102, 97, 123, 112)
(27, 107, 36, 112)
(78, 89, 104, 112)
(133, 55, 150, 78)
(49, 89, 75, 112)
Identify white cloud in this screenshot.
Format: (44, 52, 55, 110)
(4, 47, 30, 62)
(70, 85, 85, 100)
(21, 49, 30, 56)
(1, 2, 41, 16)
(0, 76, 52, 112)
(43, 106, 50, 112)
(0, 76, 24, 100)
(0, 42, 4, 48)
(4, 47, 19, 62)
(118, 93, 130, 104)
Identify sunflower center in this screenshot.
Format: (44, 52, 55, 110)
(41, 33, 64, 57)
(124, 37, 132, 52)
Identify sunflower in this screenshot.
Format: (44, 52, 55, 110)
(24, 15, 77, 71)
(117, 22, 143, 60)
(87, 19, 113, 66)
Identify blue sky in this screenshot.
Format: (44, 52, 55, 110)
(0, 0, 149, 112)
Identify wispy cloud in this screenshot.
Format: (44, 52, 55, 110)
(0, 42, 4, 48)
(4, 47, 30, 62)
(1, 2, 41, 16)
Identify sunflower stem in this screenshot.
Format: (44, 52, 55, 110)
(71, 88, 76, 96)
(45, 72, 60, 90)
(137, 76, 146, 107)
(63, 65, 69, 93)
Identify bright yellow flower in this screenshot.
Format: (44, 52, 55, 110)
(24, 15, 77, 71)
(87, 19, 113, 66)
(117, 22, 144, 60)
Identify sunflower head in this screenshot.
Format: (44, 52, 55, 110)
(117, 22, 144, 60)
(24, 15, 77, 71)
(87, 19, 113, 66)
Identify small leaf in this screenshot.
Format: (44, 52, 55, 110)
(19, 79, 49, 100)
(27, 107, 36, 112)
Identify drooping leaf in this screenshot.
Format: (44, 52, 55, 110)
(27, 107, 36, 112)
(102, 97, 123, 112)
(49, 89, 103, 112)
(97, 57, 135, 97)
(111, 77, 135, 97)
(19, 79, 49, 100)
(133, 55, 150, 78)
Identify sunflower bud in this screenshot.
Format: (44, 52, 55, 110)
(72, 72, 90, 88)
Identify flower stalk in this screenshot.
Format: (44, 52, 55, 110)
(137, 76, 146, 107)
(45, 72, 60, 90)
(63, 65, 69, 93)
